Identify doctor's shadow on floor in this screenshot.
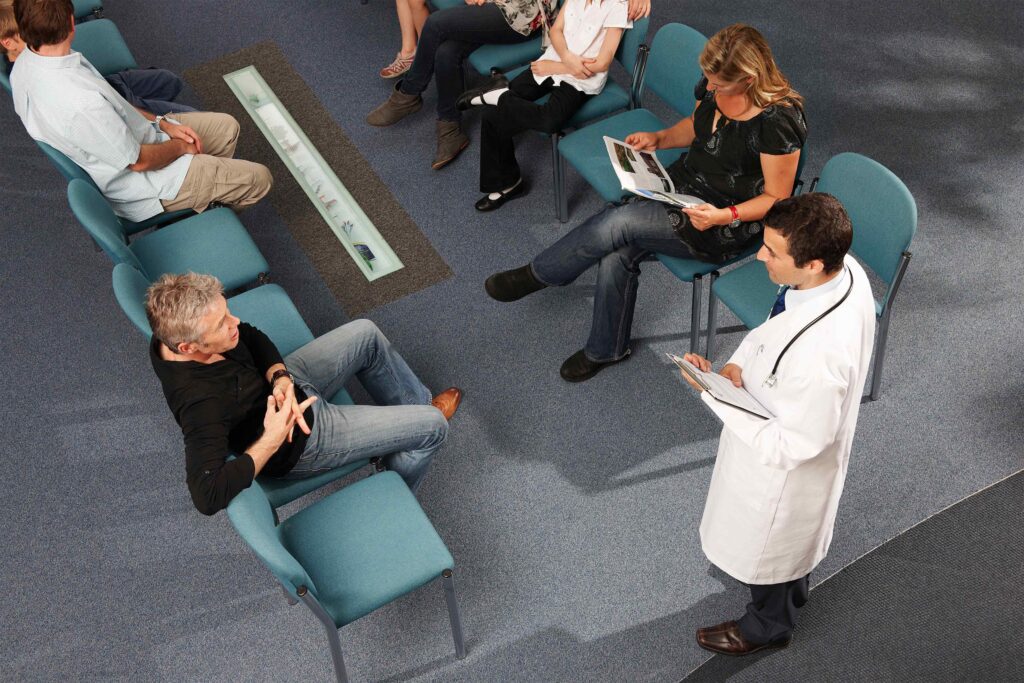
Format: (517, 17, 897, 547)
(470, 338, 724, 495)
(378, 564, 752, 683)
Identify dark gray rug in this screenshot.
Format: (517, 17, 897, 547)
(684, 469, 1024, 682)
(184, 41, 452, 317)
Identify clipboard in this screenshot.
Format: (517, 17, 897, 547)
(667, 354, 773, 420)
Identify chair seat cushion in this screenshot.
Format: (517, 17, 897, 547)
(131, 208, 269, 290)
(72, 0, 102, 19)
(260, 459, 368, 510)
(469, 38, 544, 75)
(121, 208, 195, 236)
(71, 19, 137, 76)
(559, 108, 684, 203)
(656, 243, 761, 283)
(281, 471, 454, 627)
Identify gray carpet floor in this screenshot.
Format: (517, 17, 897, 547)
(2, 1, 1023, 681)
(685, 470, 1024, 682)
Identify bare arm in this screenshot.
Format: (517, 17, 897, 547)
(532, 7, 594, 79)
(128, 138, 195, 172)
(682, 149, 801, 229)
(582, 27, 624, 74)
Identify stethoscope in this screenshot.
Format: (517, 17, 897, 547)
(762, 267, 855, 389)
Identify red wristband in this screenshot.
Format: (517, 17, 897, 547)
(728, 205, 740, 221)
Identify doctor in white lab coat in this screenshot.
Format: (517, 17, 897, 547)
(681, 193, 876, 656)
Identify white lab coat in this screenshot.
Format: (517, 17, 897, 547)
(699, 255, 876, 584)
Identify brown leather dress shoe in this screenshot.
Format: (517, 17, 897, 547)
(695, 621, 791, 656)
(431, 387, 463, 420)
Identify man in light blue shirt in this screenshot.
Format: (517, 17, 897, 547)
(11, 0, 271, 223)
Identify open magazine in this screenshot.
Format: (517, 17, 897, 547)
(667, 353, 773, 420)
(604, 136, 705, 209)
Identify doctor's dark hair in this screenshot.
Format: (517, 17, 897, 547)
(13, 0, 72, 50)
(765, 193, 852, 274)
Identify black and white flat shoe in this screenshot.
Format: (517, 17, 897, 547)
(456, 71, 510, 111)
(475, 181, 526, 212)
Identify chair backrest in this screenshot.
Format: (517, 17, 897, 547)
(641, 23, 707, 116)
(0, 60, 10, 94)
(67, 178, 140, 269)
(37, 140, 100, 187)
(815, 152, 917, 290)
(112, 263, 154, 337)
(70, 18, 137, 76)
(72, 0, 103, 19)
(615, 16, 650, 75)
(227, 478, 317, 599)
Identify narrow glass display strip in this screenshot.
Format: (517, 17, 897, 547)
(223, 66, 403, 281)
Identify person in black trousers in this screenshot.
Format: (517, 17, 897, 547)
(457, 0, 631, 211)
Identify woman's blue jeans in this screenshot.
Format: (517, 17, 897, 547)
(531, 199, 701, 362)
(398, 3, 534, 122)
(281, 320, 447, 494)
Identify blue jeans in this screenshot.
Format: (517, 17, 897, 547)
(399, 3, 534, 122)
(281, 320, 447, 494)
(105, 68, 198, 116)
(531, 199, 701, 362)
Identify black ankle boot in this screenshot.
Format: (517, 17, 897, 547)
(484, 265, 547, 302)
(559, 348, 631, 383)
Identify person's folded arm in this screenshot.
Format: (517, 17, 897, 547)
(182, 399, 255, 516)
(128, 138, 194, 172)
(583, 27, 624, 74)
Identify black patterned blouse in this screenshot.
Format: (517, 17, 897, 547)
(665, 83, 807, 262)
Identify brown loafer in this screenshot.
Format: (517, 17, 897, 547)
(431, 387, 463, 421)
(695, 620, 791, 656)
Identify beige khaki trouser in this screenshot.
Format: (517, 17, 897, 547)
(160, 111, 273, 213)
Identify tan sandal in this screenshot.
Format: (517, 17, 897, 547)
(380, 52, 415, 79)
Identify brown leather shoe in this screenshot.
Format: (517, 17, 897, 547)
(366, 80, 422, 127)
(431, 387, 463, 420)
(695, 621, 791, 656)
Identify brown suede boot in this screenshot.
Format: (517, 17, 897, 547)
(366, 81, 422, 127)
(432, 119, 469, 170)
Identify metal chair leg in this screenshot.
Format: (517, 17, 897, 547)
(441, 569, 467, 659)
(550, 133, 564, 222)
(705, 272, 720, 359)
(867, 312, 892, 402)
(299, 587, 349, 683)
(556, 139, 569, 223)
(689, 274, 703, 354)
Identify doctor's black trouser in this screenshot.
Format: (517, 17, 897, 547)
(738, 574, 810, 644)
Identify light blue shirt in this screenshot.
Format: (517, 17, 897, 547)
(11, 48, 191, 222)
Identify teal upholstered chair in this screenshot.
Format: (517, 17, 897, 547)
(111, 263, 374, 508)
(72, 0, 103, 20)
(706, 152, 917, 401)
(556, 23, 706, 221)
(655, 148, 807, 353)
(227, 472, 466, 682)
(37, 142, 194, 235)
(69, 179, 268, 291)
(497, 17, 649, 219)
(71, 18, 137, 75)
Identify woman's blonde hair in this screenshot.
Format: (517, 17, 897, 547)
(145, 272, 224, 350)
(699, 24, 802, 108)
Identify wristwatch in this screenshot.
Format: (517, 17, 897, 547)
(727, 205, 742, 228)
(152, 115, 180, 132)
(270, 368, 292, 385)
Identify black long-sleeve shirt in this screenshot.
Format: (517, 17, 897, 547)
(150, 323, 313, 515)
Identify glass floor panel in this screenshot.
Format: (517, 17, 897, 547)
(224, 66, 403, 281)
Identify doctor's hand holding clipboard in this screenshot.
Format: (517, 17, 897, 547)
(669, 353, 774, 420)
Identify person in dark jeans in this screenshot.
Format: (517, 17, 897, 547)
(456, 0, 630, 212)
(366, 0, 554, 170)
(484, 24, 806, 382)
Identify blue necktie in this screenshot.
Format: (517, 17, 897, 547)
(769, 286, 789, 319)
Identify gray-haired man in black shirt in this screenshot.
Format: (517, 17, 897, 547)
(147, 273, 462, 515)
